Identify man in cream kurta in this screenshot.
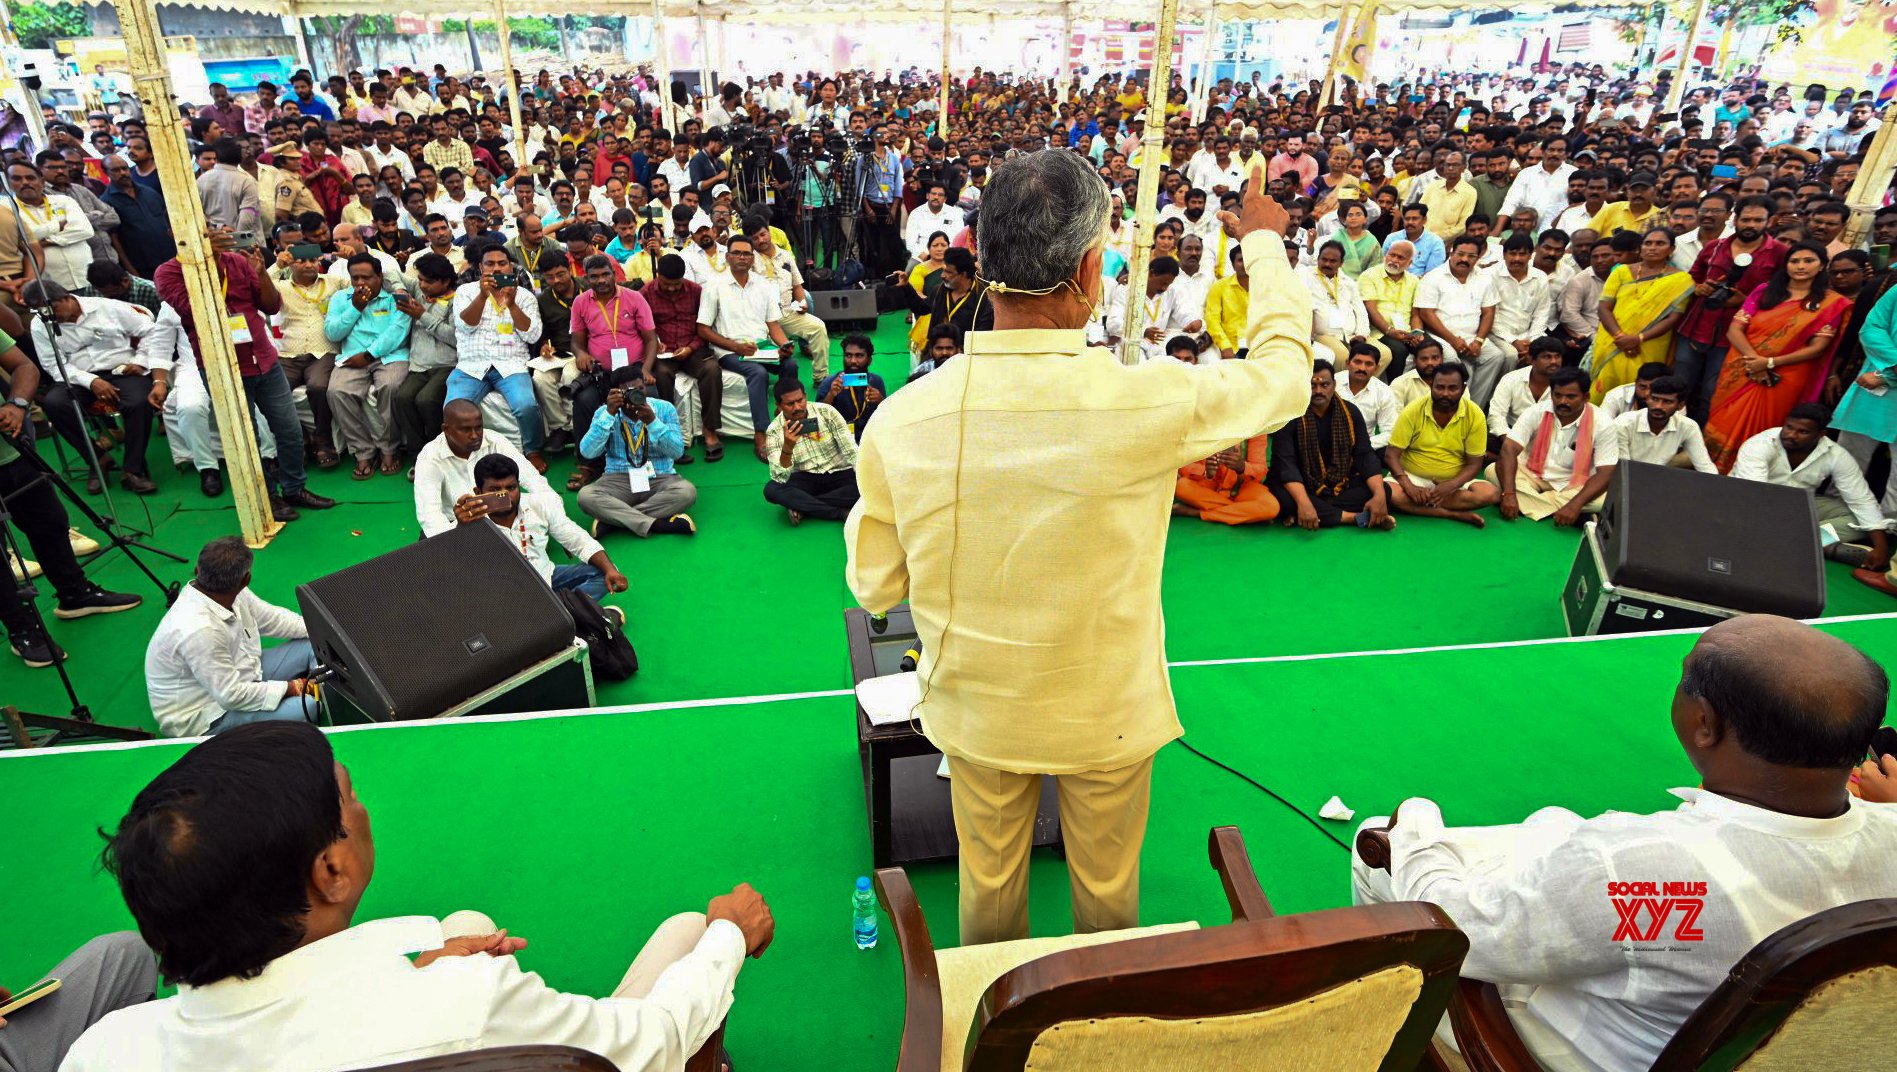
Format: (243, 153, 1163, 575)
(844, 155, 1313, 945)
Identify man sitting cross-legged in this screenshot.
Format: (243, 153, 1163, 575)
(1384, 360, 1500, 527)
(1492, 367, 1619, 527)
(1350, 615, 1897, 1072)
(1268, 358, 1393, 530)
(763, 377, 859, 526)
(62, 720, 775, 1072)
(452, 453, 629, 601)
(1611, 374, 1718, 473)
(577, 366, 698, 539)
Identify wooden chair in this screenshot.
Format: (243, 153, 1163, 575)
(356, 1034, 727, 1072)
(1357, 826, 1897, 1072)
(875, 824, 1470, 1072)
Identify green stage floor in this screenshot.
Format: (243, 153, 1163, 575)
(5, 313, 1897, 1068)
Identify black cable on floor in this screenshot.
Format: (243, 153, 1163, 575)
(1171, 738, 1353, 852)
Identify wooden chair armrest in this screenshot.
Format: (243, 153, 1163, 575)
(1207, 825, 1275, 921)
(1449, 977, 1543, 1072)
(874, 866, 944, 1072)
(1356, 826, 1393, 872)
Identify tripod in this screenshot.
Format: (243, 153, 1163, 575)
(0, 166, 184, 568)
(2, 436, 182, 722)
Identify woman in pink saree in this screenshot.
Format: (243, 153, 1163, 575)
(1704, 241, 1854, 472)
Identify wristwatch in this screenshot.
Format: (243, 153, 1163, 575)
(5, 397, 27, 411)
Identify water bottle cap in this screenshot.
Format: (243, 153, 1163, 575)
(855, 876, 872, 890)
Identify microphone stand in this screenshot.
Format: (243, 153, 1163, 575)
(1, 165, 184, 569)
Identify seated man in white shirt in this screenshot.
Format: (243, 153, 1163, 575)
(413, 398, 559, 537)
(902, 181, 965, 260)
(1486, 335, 1564, 453)
(1335, 341, 1399, 451)
(1731, 404, 1894, 570)
(453, 452, 629, 601)
(1104, 257, 1201, 362)
(142, 537, 315, 738)
(65, 719, 775, 1072)
(1612, 375, 1718, 473)
(23, 280, 168, 495)
(1351, 614, 1897, 1072)
(1492, 367, 1618, 526)
(1304, 240, 1369, 366)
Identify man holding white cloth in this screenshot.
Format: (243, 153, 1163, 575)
(845, 154, 1313, 945)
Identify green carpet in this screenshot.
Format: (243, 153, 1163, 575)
(5, 312, 1897, 1068)
(5, 619, 1897, 1070)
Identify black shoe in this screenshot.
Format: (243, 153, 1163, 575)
(85, 472, 103, 495)
(199, 468, 224, 497)
(271, 496, 301, 523)
(282, 488, 337, 510)
(544, 428, 573, 453)
(53, 583, 143, 619)
(650, 514, 696, 536)
(119, 471, 157, 494)
(9, 630, 65, 668)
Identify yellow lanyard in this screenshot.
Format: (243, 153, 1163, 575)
(945, 288, 972, 321)
(16, 199, 56, 228)
(1318, 272, 1339, 305)
(290, 280, 327, 305)
(524, 245, 543, 273)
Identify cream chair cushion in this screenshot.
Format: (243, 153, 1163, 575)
(1023, 963, 1424, 1072)
(1733, 965, 1897, 1071)
(934, 923, 1198, 1072)
(673, 369, 758, 441)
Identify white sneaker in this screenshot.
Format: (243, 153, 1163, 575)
(68, 528, 100, 555)
(8, 551, 41, 582)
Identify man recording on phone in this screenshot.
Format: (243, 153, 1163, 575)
(453, 453, 628, 601)
(451, 245, 547, 472)
(575, 366, 697, 538)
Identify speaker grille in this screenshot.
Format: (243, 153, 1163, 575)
(297, 523, 576, 719)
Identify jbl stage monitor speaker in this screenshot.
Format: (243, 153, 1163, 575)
(1595, 461, 1825, 619)
(297, 523, 575, 721)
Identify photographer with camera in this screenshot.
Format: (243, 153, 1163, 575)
(856, 124, 906, 276)
(567, 254, 659, 490)
(688, 130, 730, 201)
(1673, 195, 1785, 423)
(450, 244, 547, 472)
(575, 366, 697, 539)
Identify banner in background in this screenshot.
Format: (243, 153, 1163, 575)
(1760, 0, 1897, 93)
(1340, 1, 1379, 84)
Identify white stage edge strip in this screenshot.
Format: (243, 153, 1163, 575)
(8, 612, 1897, 761)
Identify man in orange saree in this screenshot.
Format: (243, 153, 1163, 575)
(1703, 242, 1853, 472)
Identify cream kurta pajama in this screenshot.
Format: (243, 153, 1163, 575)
(845, 229, 1314, 944)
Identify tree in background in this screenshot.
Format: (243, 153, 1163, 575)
(11, 0, 88, 50)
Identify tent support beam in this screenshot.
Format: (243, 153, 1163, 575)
(495, 0, 526, 169)
(1058, 2, 1073, 104)
(1842, 115, 1897, 248)
(113, 0, 276, 545)
(1663, 0, 1710, 114)
(939, 0, 951, 141)
(650, 4, 675, 132)
(1317, 0, 1352, 109)
(1118, 0, 1180, 366)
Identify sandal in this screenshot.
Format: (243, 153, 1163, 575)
(352, 458, 374, 480)
(566, 465, 597, 492)
(378, 452, 402, 476)
(314, 445, 341, 469)
(705, 442, 725, 462)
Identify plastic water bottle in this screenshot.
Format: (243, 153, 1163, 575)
(852, 876, 880, 950)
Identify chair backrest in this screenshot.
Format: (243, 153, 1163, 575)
(354, 1044, 616, 1072)
(1650, 898, 1897, 1072)
(964, 901, 1468, 1072)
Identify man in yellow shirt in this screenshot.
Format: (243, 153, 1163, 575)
(1359, 242, 1424, 375)
(1203, 244, 1250, 359)
(1384, 360, 1499, 527)
(1588, 172, 1663, 239)
(1420, 151, 1476, 239)
(845, 156, 1313, 946)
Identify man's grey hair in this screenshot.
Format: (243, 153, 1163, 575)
(19, 279, 69, 307)
(978, 149, 1110, 294)
(196, 536, 254, 594)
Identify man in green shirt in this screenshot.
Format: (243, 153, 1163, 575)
(0, 329, 143, 668)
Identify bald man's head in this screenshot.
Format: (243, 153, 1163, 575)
(1677, 615, 1887, 770)
(441, 399, 485, 458)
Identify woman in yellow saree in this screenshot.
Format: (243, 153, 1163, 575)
(905, 231, 950, 355)
(1589, 227, 1694, 402)
(1704, 241, 1854, 472)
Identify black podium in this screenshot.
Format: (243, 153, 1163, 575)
(845, 607, 1062, 867)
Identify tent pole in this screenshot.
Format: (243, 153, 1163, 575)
(494, 0, 525, 168)
(1191, 11, 1218, 123)
(716, 14, 728, 85)
(285, 13, 314, 76)
(1842, 115, 1897, 248)
(1318, 0, 1352, 109)
(651, 3, 675, 132)
(939, 0, 951, 141)
(1118, 0, 1180, 366)
(1058, 2, 1073, 104)
(112, 0, 276, 545)
(1663, 0, 1710, 114)
(695, 11, 712, 116)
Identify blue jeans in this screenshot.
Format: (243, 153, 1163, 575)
(719, 352, 795, 433)
(245, 364, 307, 494)
(208, 639, 317, 733)
(550, 564, 606, 601)
(1671, 335, 1728, 423)
(446, 367, 543, 452)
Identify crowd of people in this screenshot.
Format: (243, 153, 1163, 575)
(0, 50, 1895, 1072)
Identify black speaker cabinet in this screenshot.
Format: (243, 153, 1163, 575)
(297, 523, 576, 721)
(1586, 461, 1826, 622)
